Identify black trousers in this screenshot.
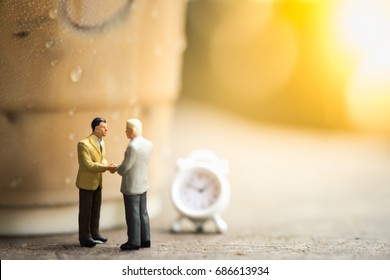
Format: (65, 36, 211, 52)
(78, 187, 102, 241)
(123, 192, 150, 246)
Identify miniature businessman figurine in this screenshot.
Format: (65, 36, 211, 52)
(76, 117, 117, 247)
(117, 119, 153, 250)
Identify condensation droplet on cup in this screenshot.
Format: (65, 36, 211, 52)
(10, 178, 22, 188)
(68, 108, 76, 116)
(65, 177, 72, 185)
(49, 8, 58, 19)
(45, 40, 54, 49)
(51, 60, 58, 66)
(68, 133, 75, 141)
(69, 151, 75, 158)
(70, 66, 83, 82)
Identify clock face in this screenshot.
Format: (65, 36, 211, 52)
(178, 169, 221, 211)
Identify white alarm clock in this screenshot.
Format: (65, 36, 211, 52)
(170, 149, 230, 233)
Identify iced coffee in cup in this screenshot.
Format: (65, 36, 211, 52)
(0, 0, 187, 235)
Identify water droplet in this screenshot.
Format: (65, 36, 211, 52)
(92, 49, 98, 55)
(68, 108, 76, 116)
(69, 152, 75, 158)
(68, 133, 75, 141)
(65, 177, 72, 185)
(45, 40, 54, 49)
(70, 66, 83, 82)
(10, 178, 22, 188)
(49, 9, 58, 19)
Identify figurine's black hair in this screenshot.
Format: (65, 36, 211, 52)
(91, 117, 106, 132)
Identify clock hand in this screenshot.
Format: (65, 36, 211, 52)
(199, 184, 210, 193)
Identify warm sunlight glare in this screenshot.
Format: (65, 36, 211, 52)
(335, 0, 390, 132)
(335, 0, 390, 54)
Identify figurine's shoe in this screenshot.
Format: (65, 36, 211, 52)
(141, 240, 151, 248)
(93, 236, 108, 244)
(80, 238, 96, 248)
(120, 242, 140, 250)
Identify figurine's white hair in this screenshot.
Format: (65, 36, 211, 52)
(126, 118, 142, 136)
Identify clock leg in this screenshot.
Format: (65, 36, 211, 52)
(213, 215, 228, 233)
(171, 216, 183, 233)
(194, 221, 204, 233)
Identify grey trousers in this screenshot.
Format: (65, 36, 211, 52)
(123, 192, 150, 246)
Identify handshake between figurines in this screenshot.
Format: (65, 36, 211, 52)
(107, 162, 118, 174)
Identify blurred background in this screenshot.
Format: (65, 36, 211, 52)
(167, 0, 390, 246)
(180, 0, 390, 134)
(1, 0, 390, 259)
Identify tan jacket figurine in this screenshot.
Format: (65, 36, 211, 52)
(76, 134, 108, 190)
(75, 117, 116, 247)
